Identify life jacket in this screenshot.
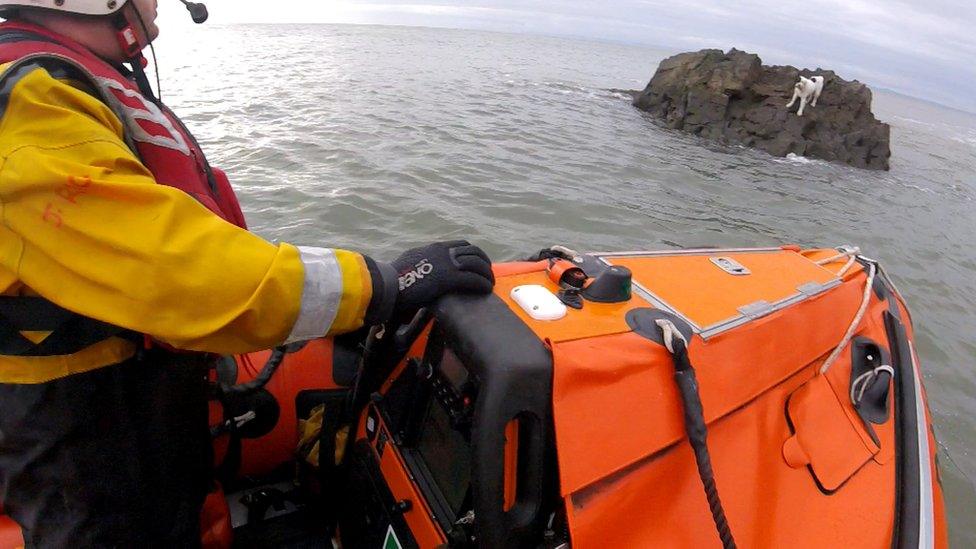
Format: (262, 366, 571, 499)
(0, 21, 246, 358)
(0, 21, 246, 225)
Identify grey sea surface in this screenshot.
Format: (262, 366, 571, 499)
(156, 24, 976, 544)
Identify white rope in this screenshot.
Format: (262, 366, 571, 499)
(655, 318, 687, 354)
(233, 411, 256, 428)
(816, 247, 861, 266)
(835, 255, 859, 278)
(850, 364, 895, 405)
(819, 263, 877, 375)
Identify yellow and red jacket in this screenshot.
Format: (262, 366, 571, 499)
(0, 22, 378, 384)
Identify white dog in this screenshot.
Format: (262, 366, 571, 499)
(785, 75, 824, 116)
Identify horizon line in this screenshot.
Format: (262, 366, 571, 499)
(189, 21, 976, 116)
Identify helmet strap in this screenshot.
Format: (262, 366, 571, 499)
(129, 51, 157, 100)
(112, 6, 162, 101)
(112, 10, 143, 59)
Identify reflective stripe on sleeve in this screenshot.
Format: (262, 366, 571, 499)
(285, 246, 343, 343)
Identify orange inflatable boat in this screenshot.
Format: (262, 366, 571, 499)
(0, 245, 948, 548)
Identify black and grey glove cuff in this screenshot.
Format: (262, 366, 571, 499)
(363, 256, 399, 326)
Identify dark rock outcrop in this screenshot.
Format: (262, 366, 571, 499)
(633, 49, 891, 170)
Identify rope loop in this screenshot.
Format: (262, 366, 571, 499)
(850, 364, 895, 405)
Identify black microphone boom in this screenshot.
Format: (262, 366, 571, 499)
(179, 0, 209, 24)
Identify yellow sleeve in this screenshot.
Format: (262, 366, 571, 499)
(0, 63, 374, 355)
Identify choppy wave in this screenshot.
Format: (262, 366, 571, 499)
(952, 134, 976, 146)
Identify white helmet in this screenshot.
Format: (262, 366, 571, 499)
(0, 0, 130, 17)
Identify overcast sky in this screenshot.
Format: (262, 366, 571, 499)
(158, 0, 976, 113)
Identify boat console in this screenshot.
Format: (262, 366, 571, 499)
(341, 293, 555, 548)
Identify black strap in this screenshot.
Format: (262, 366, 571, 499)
(0, 296, 76, 330)
(126, 52, 157, 100)
(0, 297, 138, 357)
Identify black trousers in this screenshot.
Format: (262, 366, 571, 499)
(0, 351, 212, 548)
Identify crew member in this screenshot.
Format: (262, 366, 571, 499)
(0, 0, 495, 545)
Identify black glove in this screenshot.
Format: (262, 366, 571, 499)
(364, 240, 495, 324)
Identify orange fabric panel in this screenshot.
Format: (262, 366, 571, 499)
(566, 364, 897, 549)
(551, 332, 677, 494)
(609, 250, 837, 330)
(236, 338, 340, 477)
(551, 273, 865, 495)
(779, 294, 895, 492)
(0, 514, 22, 549)
(783, 374, 878, 490)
